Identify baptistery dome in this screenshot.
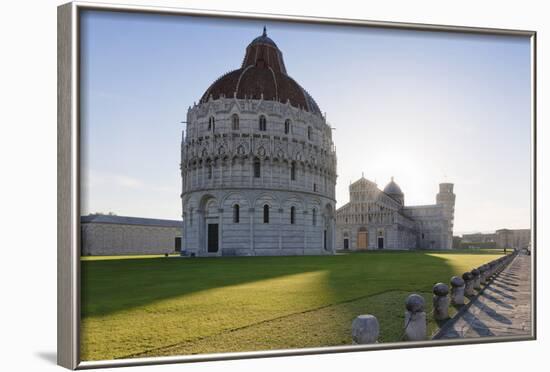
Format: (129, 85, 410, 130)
(180, 28, 337, 257)
(200, 27, 322, 116)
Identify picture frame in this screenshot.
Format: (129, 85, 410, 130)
(57, 1, 537, 369)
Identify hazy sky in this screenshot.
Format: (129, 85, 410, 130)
(80, 10, 532, 234)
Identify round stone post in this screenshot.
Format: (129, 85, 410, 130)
(404, 294, 426, 341)
(351, 314, 379, 344)
(432, 283, 449, 320)
(479, 265, 487, 284)
(450, 276, 465, 306)
(462, 272, 475, 296)
(472, 268, 481, 290)
(486, 262, 494, 279)
(485, 264, 491, 281)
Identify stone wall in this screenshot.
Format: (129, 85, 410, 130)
(81, 222, 182, 256)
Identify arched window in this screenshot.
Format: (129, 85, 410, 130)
(208, 116, 215, 132)
(312, 209, 317, 226)
(307, 126, 312, 140)
(232, 114, 239, 130)
(259, 115, 267, 131)
(284, 119, 291, 134)
(233, 204, 240, 223)
(263, 204, 270, 223)
(290, 162, 296, 181)
(290, 206, 296, 225)
(253, 157, 261, 178)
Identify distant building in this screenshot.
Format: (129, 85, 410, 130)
(81, 215, 183, 256)
(462, 233, 496, 243)
(496, 228, 531, 250)
(335, 177, 455, 250)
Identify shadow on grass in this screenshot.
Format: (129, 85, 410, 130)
(81, 252, 460, 318)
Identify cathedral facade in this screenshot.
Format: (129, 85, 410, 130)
(180, 29, 337, 256)
(335, 177, 455, 250)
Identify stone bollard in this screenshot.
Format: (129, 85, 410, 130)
(463, 272, 475, 296)
(351, 314, 379, 344)
(472, 268, 481, 290)
(450, 276, 465, 306)
(404, 294, 426, 341)
(487, 261, 495, 280)
(479, 265, 488, 284)
(432, 283, 450, 320)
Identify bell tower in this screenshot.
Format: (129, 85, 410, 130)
(437, 183, 455, 249)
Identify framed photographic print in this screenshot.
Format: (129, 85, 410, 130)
(57, 1, 537, 369)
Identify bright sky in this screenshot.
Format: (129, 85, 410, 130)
(80, 10, 532, 235)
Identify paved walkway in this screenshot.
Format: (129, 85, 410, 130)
(436, 254, 532, 339)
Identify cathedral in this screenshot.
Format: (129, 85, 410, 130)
(335, 177, 455, 250)
(180, 28, 337, 256)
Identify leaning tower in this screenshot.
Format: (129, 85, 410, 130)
(436, 183, 456, 249)
(180, 28, 337, 257)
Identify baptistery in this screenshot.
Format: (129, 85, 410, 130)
(180, 28, 337, 256)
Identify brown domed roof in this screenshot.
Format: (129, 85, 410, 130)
(200, 27, 322, 116)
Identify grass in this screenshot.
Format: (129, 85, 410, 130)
(81, 251, 504, 361)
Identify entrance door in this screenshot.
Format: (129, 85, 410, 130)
(207, 224, 219, 253)
(343, 238, 349, 250)
(357, 229, 368, 249)
(175, 237, 182, 252)
(324, 230, 327, 250)
(377, 237, 384, 249)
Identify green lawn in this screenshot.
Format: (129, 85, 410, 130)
(81, 251, 503, 361)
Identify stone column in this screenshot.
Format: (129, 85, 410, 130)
(472, 268, 481, 290)
(450, 276, 465, 306)
(404, 294, 426, 341)
(351, 314, 379, 344)
(278, 208, 283, 250)
(218, 208, 224, 254)
(197, 209, 205, 256)
(463, 272, 474, 296)
(303, 210, 307, 255)
(182, 212, 187, 256)
(432, 283, 449, 320)
(249, 207, 255, 254)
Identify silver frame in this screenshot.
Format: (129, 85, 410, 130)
(57, 1, 537, 369)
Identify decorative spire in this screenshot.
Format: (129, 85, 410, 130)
(263, 25, 267, 37)
(391, 176, 394, 182)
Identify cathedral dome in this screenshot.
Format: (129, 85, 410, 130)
(384, 177, 404, 196)
(199, 27, 322, 116)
